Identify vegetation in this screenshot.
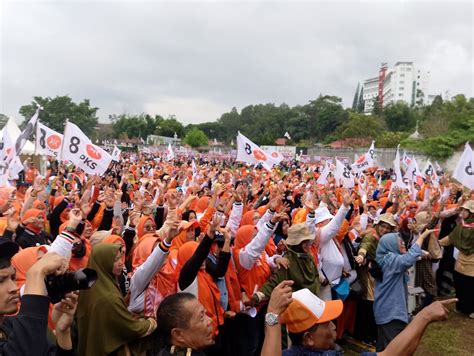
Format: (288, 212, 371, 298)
(19, 96, 99, 137)
(14, 93, 474, 159)
(183, 128, 208, 147)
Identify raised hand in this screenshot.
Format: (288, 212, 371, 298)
(52, 291, 79, 333)
(67, 208, 83, 230)
(342, 189, 353, 208)
(267, 280, 294, 315)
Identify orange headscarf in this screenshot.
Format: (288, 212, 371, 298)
(233, 226, 271, 298)
(137, 216, 156, 240)
(175, 241, 223, 336)
(241, 210, 259, 227)
(196, 196, 210, 214)
(102, 235, 126, 250)
(21, 209, 45, 234)
(11, 246, 48, 288)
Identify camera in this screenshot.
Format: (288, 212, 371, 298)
(45, 268, 98, 304)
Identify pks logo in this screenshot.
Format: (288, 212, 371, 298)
(86, 144, 102, 160)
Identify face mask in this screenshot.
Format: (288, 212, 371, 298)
(72, 240, 86, 258)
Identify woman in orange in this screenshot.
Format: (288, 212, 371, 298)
(16, 209, 51, 248)
(232, 213, 287, 356)
(175, 231, 228, 356)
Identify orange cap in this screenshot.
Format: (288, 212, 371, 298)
(280, 288, 343, 333)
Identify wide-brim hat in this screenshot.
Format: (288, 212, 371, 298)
(286, 223, 314, 246)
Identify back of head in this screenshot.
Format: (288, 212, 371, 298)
(235, 225, 256, 249)
(156, 293, 196, 345)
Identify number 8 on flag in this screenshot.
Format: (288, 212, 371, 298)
(61, 121, 112, 175)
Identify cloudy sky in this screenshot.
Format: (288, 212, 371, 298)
(1, 0, 472, 125)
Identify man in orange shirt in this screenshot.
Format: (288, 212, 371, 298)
(24, 159, 39, 185)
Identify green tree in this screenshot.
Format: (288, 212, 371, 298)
(415, 89, 425, 106)
(110, 114, 156, 139)
(372, 95, 383, 116)
(183, 128, 209, 147)
(19, 96, 99, 136)
(383, 102, 418, 132)
(304, 95, 347, 142)
(352, 83, 360, 111)
(155, 116, 185, 137)
(357, 86, 365, 113)
(338, 112, 386, 140)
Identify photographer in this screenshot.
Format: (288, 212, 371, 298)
(0, 240, 77, 355)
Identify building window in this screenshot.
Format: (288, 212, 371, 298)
(399, 87, 404, 90)
(406, 68, 411, 71)
(399, 93, 403, 97)
(400, 81, 404, 84)
(400, 74, 405, 77)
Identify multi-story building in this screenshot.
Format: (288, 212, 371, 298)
(362, 62, 430, 113)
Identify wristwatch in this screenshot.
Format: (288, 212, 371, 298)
(265, 312, 279, 326)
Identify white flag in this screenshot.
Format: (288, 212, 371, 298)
(35, 122, 63, 158)
(7, 156, 24, 180)
(284, 131, 291, 140)
(422, 159, 437, 181)
(0, 127, 15, 167)
(392, 145, 407, 189)
(264, 149, 285, 164)
(111, 145, 121, 162)
(16, 106, 40, 155)
(335, 159, 354, 188)
(453, 142, 474, 189)
(401, 151, 412, 168)
(351, 141, 375, 173)
(192, 159, 198, 179)
(317, 163, 331, 185)
(404, 156, 422, 183)
(61, 122, 112, 175)
(166, 143, 175, 161)
(236, 132, 277, 171)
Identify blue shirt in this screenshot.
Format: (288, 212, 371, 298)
(373, 243, 421, 325)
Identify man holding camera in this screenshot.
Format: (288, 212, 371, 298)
(0, 240, 77, 355)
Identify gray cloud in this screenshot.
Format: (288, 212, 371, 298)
(1, 0, 472, 125)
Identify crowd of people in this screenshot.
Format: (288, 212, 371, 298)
(0, 152, 472, 356)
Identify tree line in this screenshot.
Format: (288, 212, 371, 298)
(12, 92, 474, 159)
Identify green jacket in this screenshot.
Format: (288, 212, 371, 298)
(259, 248, 320, 297)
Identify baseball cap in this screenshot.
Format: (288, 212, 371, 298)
(280, 288, 343, 333)
(0, 240, 20, 261)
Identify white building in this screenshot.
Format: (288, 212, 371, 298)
(362, 62, 431, 113)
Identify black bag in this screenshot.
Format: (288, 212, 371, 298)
(367, 258, 383, 281)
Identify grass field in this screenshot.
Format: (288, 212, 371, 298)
(342, 305, 474, 355)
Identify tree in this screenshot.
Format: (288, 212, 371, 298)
(155, 116, 184, 138)
(183, 128, 208, 147)
(383, 102, 418, 132)
(338, 112, 386, 140)
(372, 95, 383, 116)
(110, 114, 158, 139)
(415, 89, 424, 106)
(352, 83, 360, 111)
(304, 95, 347, 142)
(357, 86, 365, 113)
(19, 96, 99, 136)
